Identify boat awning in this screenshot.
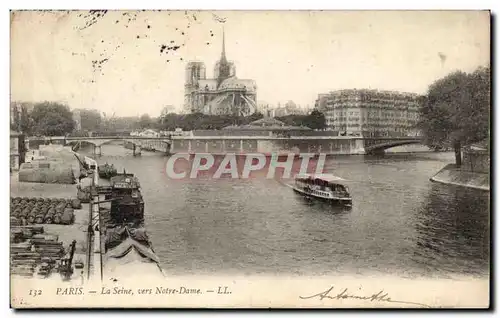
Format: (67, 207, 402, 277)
(105, 237, 160, 263)
(103, 249, 164, 280)
(295, 173, 347, 183)
(103, 236, 164, 280)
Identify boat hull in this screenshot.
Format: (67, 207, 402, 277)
(291, 186, 352, 206)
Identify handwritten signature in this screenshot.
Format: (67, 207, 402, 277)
(299, 286, 431, 308)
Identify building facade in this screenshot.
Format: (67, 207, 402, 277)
(10, 102, 34, 132)
(10, 130, 26, 171)
(314, 94, 330, 114)
(270, 100, 309, 117)
(184, 29, 257, 116)
(315, 89, 421, 137)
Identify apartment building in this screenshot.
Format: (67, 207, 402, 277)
(315, 89, 421, 137)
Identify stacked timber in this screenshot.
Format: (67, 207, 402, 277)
(10, 197, 79, 225)
(10, 226, 66, 278)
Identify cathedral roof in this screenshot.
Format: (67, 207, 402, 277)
(198, 79, 218, 90)
(219, 77, 256, 91)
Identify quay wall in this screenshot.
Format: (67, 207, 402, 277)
(462, 149, 490, 174)
(170, 137, 366, 155)
(430, 164, 490, 191)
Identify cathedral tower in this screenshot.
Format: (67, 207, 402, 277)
(184, 61, 206, 113)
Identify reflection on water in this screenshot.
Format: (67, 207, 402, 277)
(80, 144, 490, 278)
(413, 184, 490, 278)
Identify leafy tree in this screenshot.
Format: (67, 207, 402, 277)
(418, 66, 490, 165)
(156, 112, 265, 131)
(138, 114, 153, 129)
(244, 112, 264, 124)
(30, 102, 75, 136)
(78, 109, 102, 131)
(305, 110, 326, 130)
(277, 110, 326, 130)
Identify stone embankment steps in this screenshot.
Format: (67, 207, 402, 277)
(430, 163, 489, 191)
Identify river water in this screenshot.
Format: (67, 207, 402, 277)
(81, 144, 490, 279)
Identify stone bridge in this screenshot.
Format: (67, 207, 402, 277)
(27, 136, 172, 156)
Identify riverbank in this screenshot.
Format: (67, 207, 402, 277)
(10, 144, 96, 280)
(10, 171, 89, 281)
(430, 164, 490, 191)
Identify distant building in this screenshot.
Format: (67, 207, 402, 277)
(10, 102, 35, 132)
(271, 102, 308, 117)
(257, 102, 272, 117)
(315, 89, 421, 137)
(314, 94, 330, 113)
(161, 105, 176, 117)
(137, 129, 160, 138)
(10, 130, 25, 171)
(184, 28, 257, 116)
(10, 103, 20, 129)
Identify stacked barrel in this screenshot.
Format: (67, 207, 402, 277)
(10, 197, 81, 225)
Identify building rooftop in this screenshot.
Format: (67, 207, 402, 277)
(327, 89, 421, 96)
(222, 117, 311, 131)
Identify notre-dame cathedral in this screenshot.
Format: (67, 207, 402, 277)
(183, 29, 257, 116)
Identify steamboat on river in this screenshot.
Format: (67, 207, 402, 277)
(291, 174, 352, 207)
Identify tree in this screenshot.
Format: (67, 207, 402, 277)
(156, 112, 265, 131)
(244, 112, 264, 124)
(138, 114, 153, 129)
(78, 109, 102, 131)
(418, 66, 490, 165)
(276, 110, 326, 130)
(305, 110, 326, 130)
(30, 102, 75, 136)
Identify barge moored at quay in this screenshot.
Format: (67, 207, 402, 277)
(97, 171, 164, 278)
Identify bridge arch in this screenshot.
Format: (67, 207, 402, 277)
(65, 139, 100, 147)
(364, 140, 423, 154)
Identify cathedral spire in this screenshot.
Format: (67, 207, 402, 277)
(221, 26, 227, 62)
(216, 26, 231, 88)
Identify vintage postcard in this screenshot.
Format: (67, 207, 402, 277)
(9, 10, 490, 308)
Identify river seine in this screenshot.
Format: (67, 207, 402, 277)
(82, 144, 490, 279)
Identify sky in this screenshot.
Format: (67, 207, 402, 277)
(10, 10, 490, 117)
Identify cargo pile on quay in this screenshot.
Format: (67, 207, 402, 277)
(11, 197, 80, 225)
(10, 225, 72, 278)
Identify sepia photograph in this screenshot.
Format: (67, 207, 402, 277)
(8, 9, 491, 308)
